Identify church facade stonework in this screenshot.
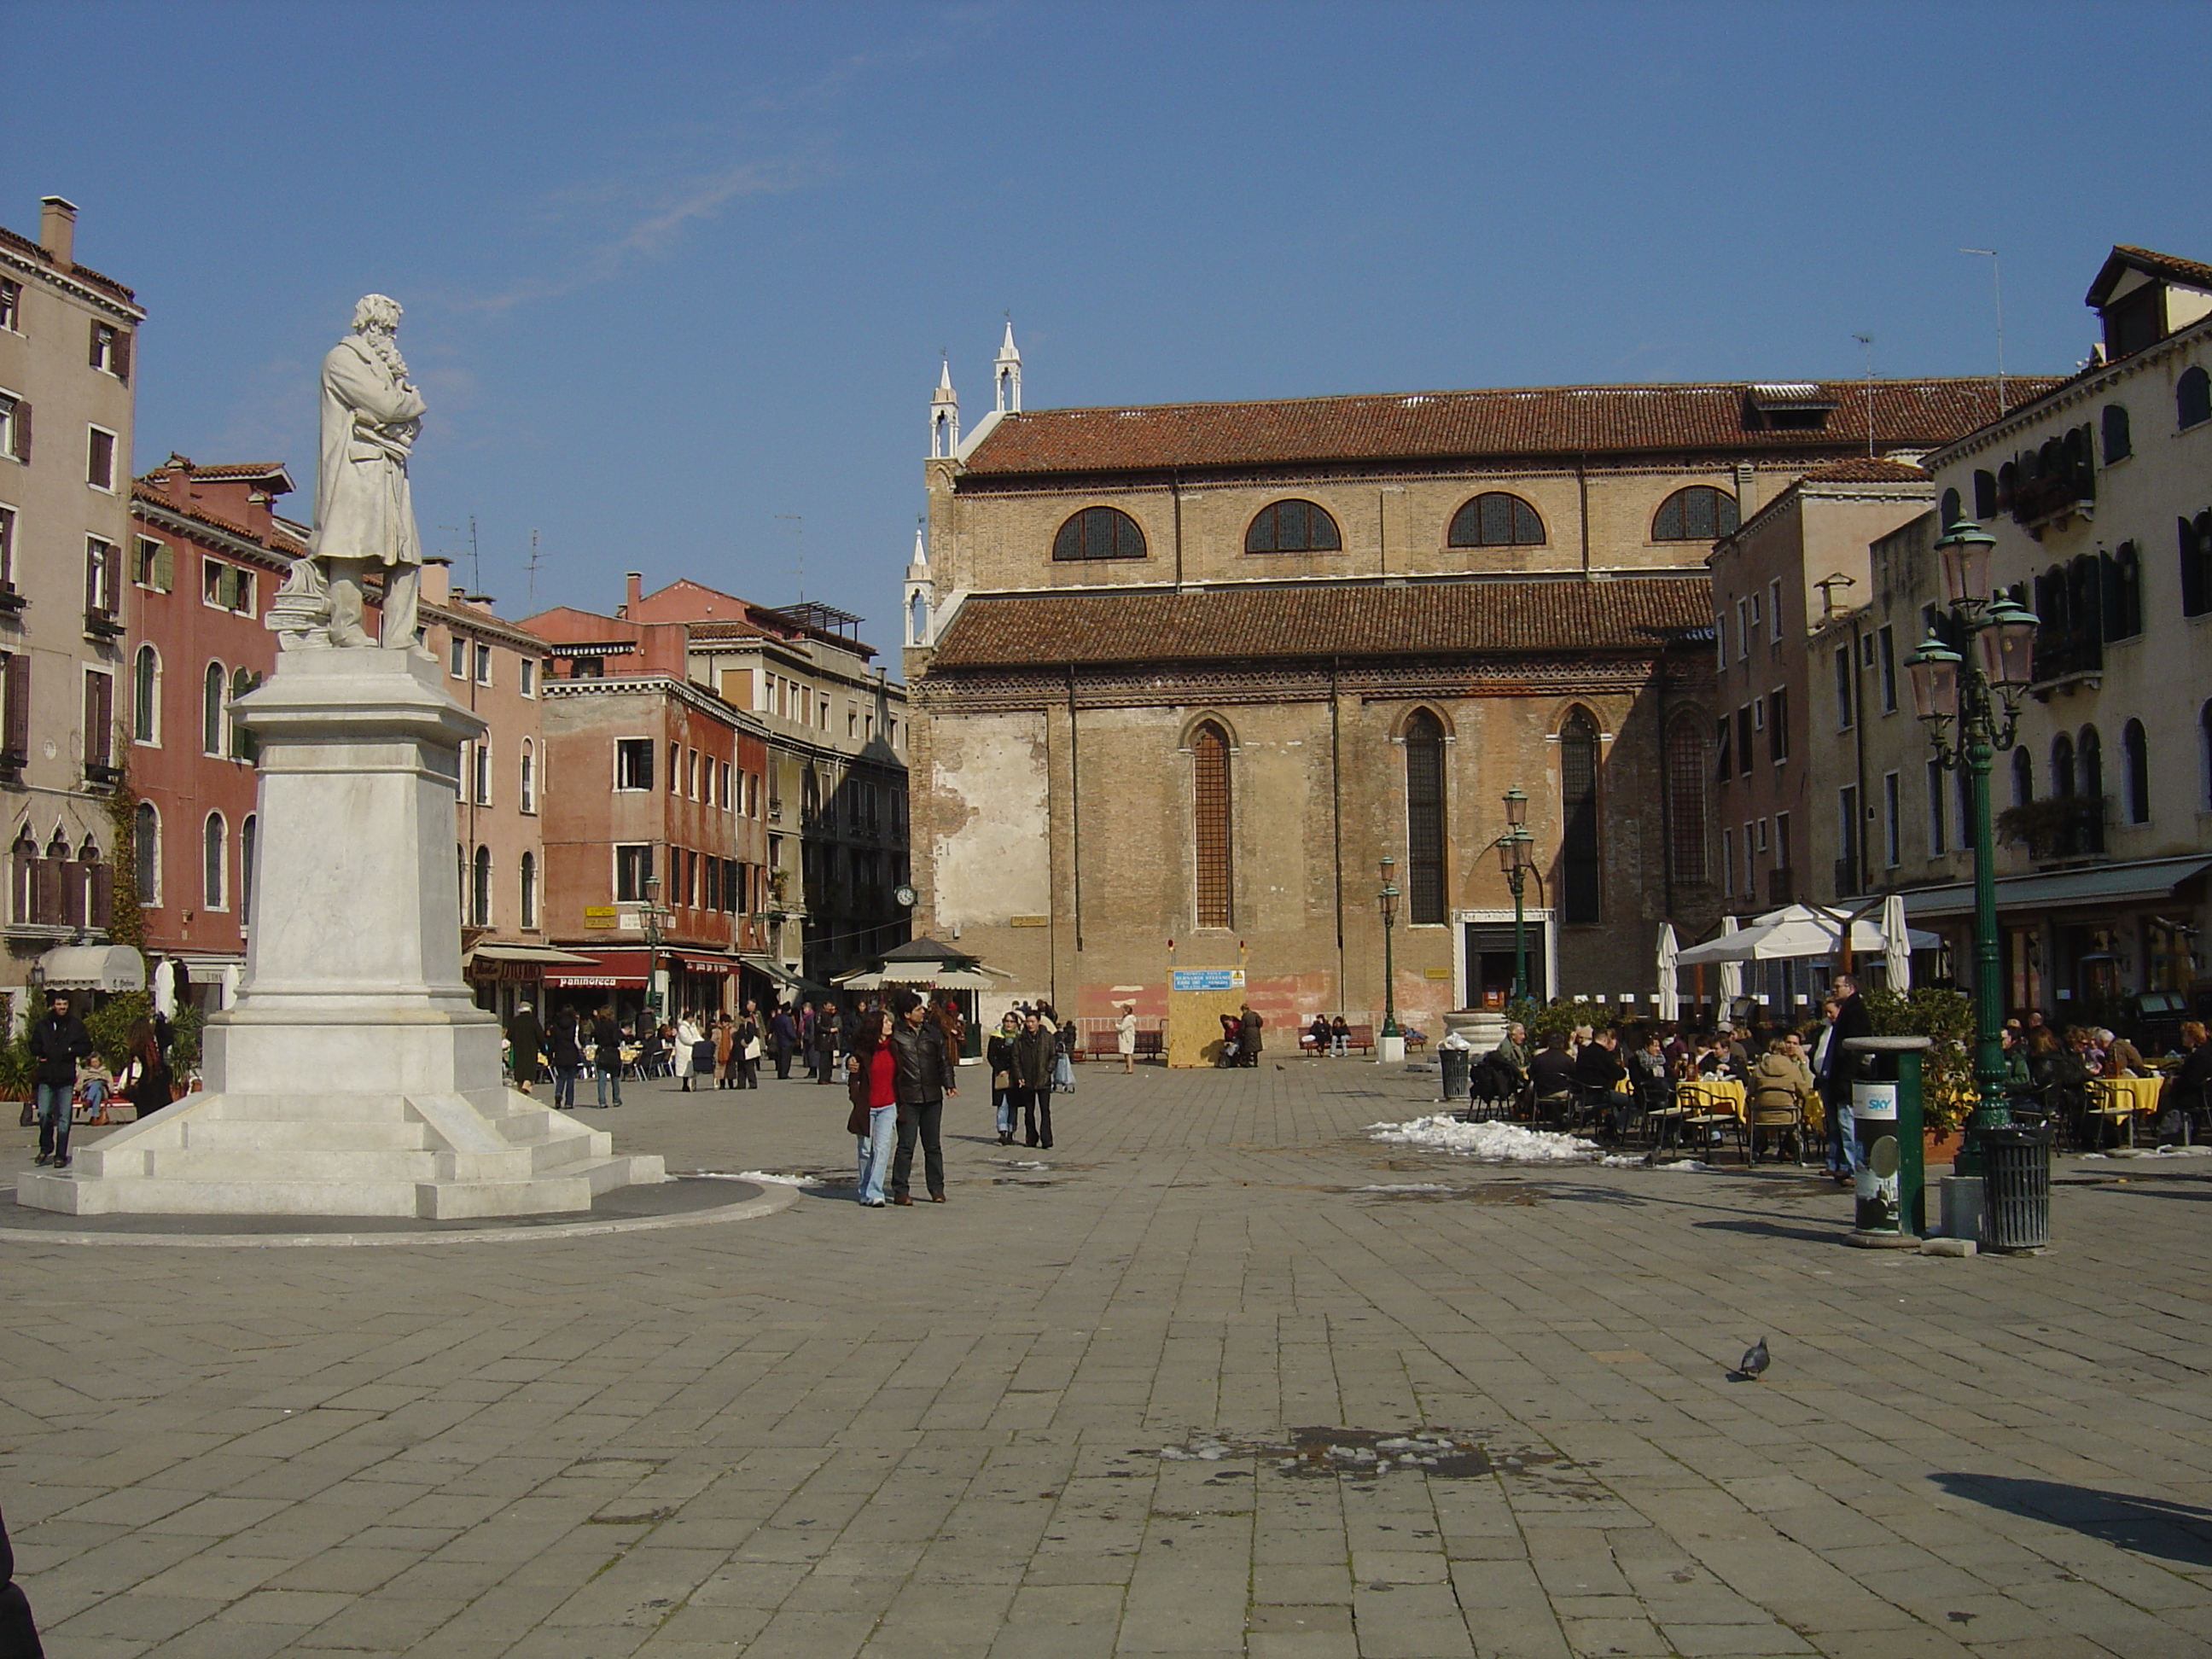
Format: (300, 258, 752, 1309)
(902, 367, 2039, 1035)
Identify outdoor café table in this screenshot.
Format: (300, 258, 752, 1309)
(1676, 1078, 1748, 1161)
(2087, 1074, 2163, 1147)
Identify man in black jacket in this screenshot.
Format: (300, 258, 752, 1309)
(29, 990, 90, 1170)
(591, 1007, 625, 1109)
(1572, 1027, 1631, 1139)
(1819, 975, 1873, 1182)
(888, 989, 958, 1204)
(1013, 1010, 1057, 1150)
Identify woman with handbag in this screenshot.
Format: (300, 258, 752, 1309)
(848, 1009, 898, 1207)
(733, 1002, 763, 1090)
(987, 1012, 1021, 1145)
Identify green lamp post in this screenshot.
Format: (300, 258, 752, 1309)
(1904, 518, 2040, 1175)
(1377, 856, 1400, 1040)
(1493, 787, 1534, 1003)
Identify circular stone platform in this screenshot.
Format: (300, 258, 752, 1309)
(0, 1173, 799, 1248)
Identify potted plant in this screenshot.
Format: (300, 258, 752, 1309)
(1866, 986, 1975, 1161)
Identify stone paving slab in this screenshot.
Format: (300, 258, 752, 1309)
(5, 1059, 2212, 1656)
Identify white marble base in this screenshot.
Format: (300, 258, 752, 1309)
(1377, 1034, 1407, 1064)
(16, 1086, 662, 1217)
(16, 649, 668, 1220)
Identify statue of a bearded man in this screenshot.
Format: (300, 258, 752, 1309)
(302, 294, 427, 650)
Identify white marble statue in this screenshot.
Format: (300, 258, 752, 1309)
(271, 294, 427, 650)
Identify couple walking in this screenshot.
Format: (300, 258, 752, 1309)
(847, 989, 959, 1208)
(987, 1010, 1059, 1148)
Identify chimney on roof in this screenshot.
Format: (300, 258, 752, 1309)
(38, 196, 77, 265)
(626, 571, 643, 611)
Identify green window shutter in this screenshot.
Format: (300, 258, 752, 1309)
(153, 544, 174, 592)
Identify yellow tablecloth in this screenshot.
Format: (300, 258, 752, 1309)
(2089, 1075, 2163, 1116)
(1679, 1078, 1747, 1117)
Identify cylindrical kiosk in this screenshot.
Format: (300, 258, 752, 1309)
(1842, 1035, 1930, 1249)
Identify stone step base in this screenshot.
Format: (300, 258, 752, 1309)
(14, 1088, 663, 1219)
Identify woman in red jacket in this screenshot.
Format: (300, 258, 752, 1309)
(849, 1010, 899, 1208)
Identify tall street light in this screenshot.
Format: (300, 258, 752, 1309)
(1905, 519, 2039, 1173)
(639, 872, 670, 1022)
(1377, 855, 1400, 1047)
(1492, 786, 1534, 1004)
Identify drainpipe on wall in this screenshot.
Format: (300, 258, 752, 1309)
(1330, 658, 1346, 1002)
(1577, 455, 1592, 577)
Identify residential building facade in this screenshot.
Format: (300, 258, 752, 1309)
(1889, 245, 2212, 1022)
(623, 575, 910, 987)
(522, 608, 775, 1021)
(904, 351, 2041, 1039)
(1704, 457, 1938, 1010)
(0, 196, 143, 1012)
(125, 457, 294, 1006)
(418, 561, 557, 1024)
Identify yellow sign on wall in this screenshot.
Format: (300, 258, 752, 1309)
(583, 906, 618, 931)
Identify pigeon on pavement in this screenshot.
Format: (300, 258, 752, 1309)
(1738, 1337, 1770, 1379)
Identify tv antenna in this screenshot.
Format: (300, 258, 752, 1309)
(525, 529, 542, 612)
(1960, 247, 2006, 407)
(1852, 334, 1875, 457)
(776, 514, 804, 600)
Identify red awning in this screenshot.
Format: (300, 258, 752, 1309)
(547, 946, 649, 989)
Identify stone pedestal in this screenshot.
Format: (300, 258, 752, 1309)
(19, 651, 663, 1218)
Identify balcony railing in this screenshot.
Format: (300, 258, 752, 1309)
(2031, 626, 2103, 684)
(1996, 794, 2106, 862)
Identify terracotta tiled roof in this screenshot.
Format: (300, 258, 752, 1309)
(175, 460, 294, 486)
(1792, 457, 1930, 484)
(131, 481, 304, 560)
(924, 577, 1712, 671)
(0, 224, 138, 306)
(959, 378, 2057, 480)
(2087, 245, 2212, 306)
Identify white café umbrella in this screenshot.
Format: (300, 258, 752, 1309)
(1881, 892, 1912, 991)
(1715, 917, 1743, 1008)
(1675, 904, 1940, 965)
(1656, 924, 1680, 1021)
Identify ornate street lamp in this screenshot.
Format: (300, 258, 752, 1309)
(1492, 787, 1534, 1004)
(639, 871, 669, 1020)
(1377, 855, 1400, 1043)
(1906, 519, 2040, 1173)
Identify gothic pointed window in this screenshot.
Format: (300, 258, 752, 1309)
(1192, 721, 1232, 928)
(1052, 505, 1148, 562)
(472, 844, 492, 928)
(1651, 486, 1740, 543)
(1245, 499, 1342, 553)
(1403, 710, 1446, 924)
(134, 800, 159, 906)
(2122, 719, 2151, 824)
(1559, 707, 1601, 923)
(1447, 492, 1544, 548)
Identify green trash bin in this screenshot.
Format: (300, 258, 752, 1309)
(1980, 1124, 2052, 1252)
(1438, 1045, 1472, 1106)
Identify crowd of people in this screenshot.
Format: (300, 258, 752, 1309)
(26, 989, 180, 1171)
(1463, 973, 2212, 1170)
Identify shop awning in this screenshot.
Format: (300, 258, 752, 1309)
(546, 946, 648, 990)
(1899, 855, 2212, 921)
(464, 941, 599, 981)
(38, 944, 146, 992)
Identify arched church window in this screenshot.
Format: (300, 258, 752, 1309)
(1651, 486, 1740, 543)
(1403, 710, 1445, 924)
(1447, 492, 1545, 548)
(1051, 505, 1148, 562)
(1192, 722, 1232, 928)
(1245, 499, 1342, 554)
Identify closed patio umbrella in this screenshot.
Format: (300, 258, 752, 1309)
(1882, 892, 1912, 992)
(1656, 925, 1680, 1021)
(1716, 917, 1743, 1008)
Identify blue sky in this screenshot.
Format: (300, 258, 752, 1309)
(8, 2, 2206, 654)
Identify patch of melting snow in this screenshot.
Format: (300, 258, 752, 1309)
(695, 1170, 825, 1188)
(1369, 1115, 1601, 1163)
(1150, 1428, 1502, 1480)
(1353, 1182, 1454, 1192)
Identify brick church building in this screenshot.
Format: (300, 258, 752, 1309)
(901, 334, 2035, 1038)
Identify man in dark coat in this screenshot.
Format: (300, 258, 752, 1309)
(0, 1499, 42, 1658)
(771, 1005, 799, 1080)
(506, 1001, 544, 1093)
(28, 990, 91, 1170)
(814, 1003, 842, 1084)
(888, 989, 958, 1204)
(1572, 1027, 1631, 1138)
(1013, 1010, 1058, 1150)
(1238, 1004, 1263, 1068)
(1819, 974, 1873, 1182)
